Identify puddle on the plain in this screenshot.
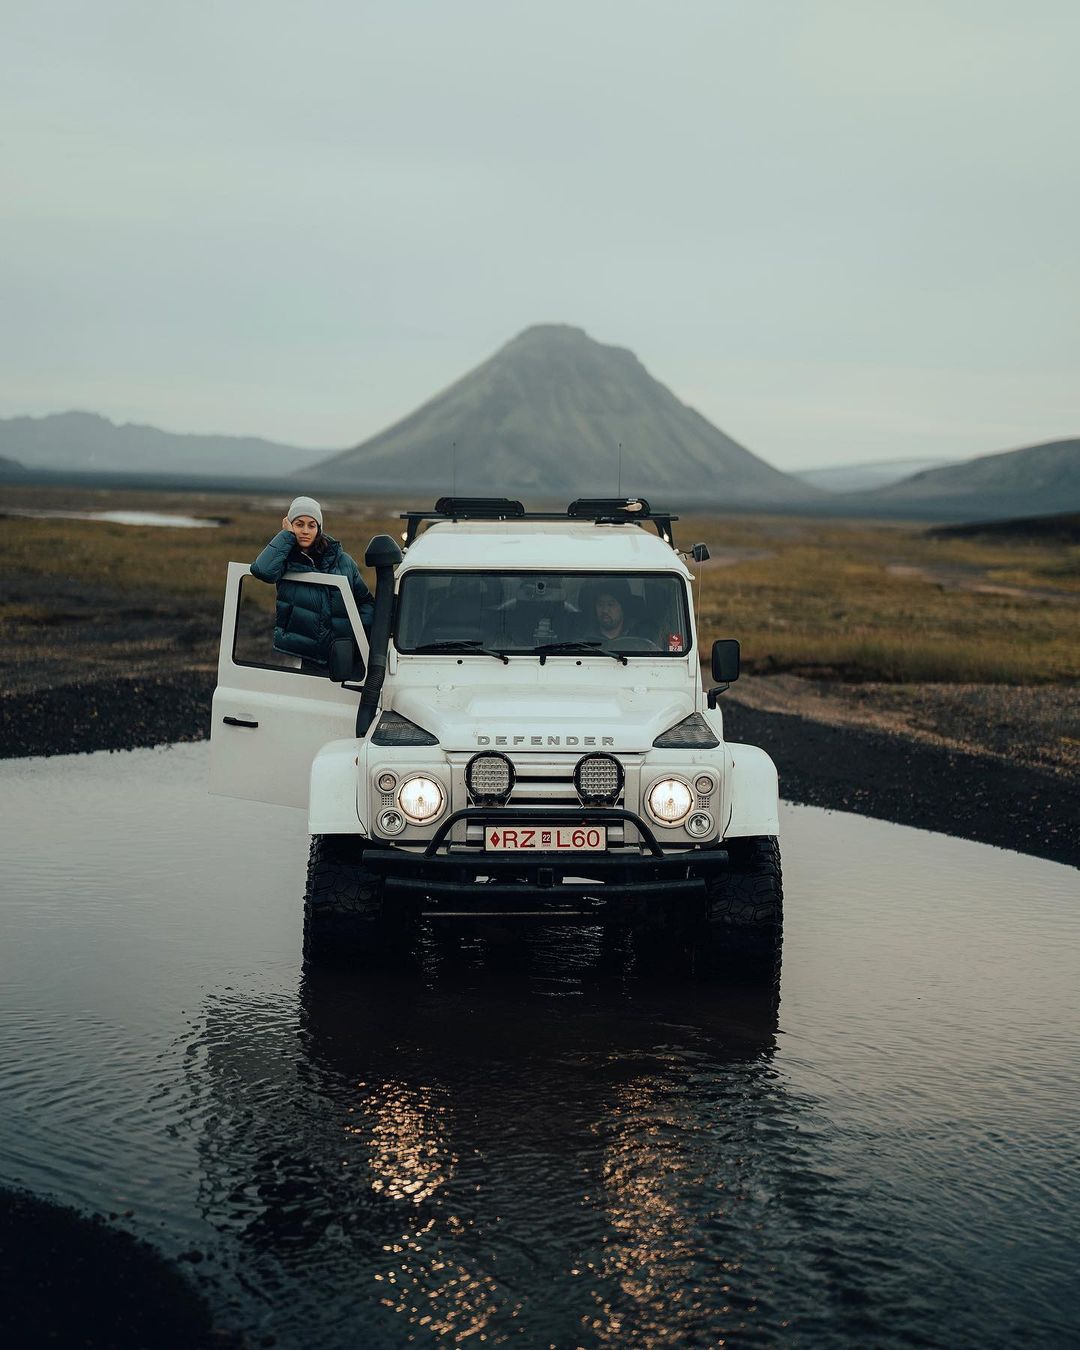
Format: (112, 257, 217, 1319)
(4, 508, 220, 528)
(0, 743, 1076, 1348)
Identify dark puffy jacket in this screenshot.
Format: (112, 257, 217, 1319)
(250, 529, 375, 666)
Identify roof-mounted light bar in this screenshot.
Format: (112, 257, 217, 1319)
(567, 496, 650, 517)
(565, 497, 674, 542)
(433, 496, 526, 518)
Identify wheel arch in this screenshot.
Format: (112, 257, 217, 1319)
(309, 739, 367, 836)
(724, 742, 780, 839)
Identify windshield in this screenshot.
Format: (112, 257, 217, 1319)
(395, 571, 692, 656)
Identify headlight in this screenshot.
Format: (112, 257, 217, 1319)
(377, 807, 405, 835)
(397, 775, 445, 824)
(647, 777, 693, 825)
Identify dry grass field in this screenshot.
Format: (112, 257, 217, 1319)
(683, 512, 1080, 685)
(2, 484, 1078, 772)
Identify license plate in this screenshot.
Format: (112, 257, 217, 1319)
(485, 825, 607, 852)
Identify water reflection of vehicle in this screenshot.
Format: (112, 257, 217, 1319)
(186, 935, 790, 1346)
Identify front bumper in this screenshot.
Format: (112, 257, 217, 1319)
(361, 806, 729, 913)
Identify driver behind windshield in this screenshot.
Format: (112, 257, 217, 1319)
(396, 572, 684, 654)
(580, 578, 642, 646)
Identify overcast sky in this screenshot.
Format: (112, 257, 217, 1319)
(2, 0, 1077, 469)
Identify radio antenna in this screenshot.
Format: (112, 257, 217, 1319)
(617, 441, 623, 497)
(452, 441, 457, 498)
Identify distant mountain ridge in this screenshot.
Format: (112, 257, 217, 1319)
(0, 411, 327, 478)
(4, 345, 1077, 522)
(796, 457, 956, 493)
(848, 438, 1080, 519)
(306, 325, 819, 505)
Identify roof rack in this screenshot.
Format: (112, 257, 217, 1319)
(400, 496, 678, 547)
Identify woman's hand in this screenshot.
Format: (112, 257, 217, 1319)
(282, 516, 292, 531)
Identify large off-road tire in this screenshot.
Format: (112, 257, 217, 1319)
(303, 834, 402, 966)
(698, 835, 783, 979)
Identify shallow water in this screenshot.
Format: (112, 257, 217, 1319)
(0, 744, 1076, 1347)
(5, 508, 219, 527)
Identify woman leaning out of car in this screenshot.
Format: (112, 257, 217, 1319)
(251, 496, 374, 671)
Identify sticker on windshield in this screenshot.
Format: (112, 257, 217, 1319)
(668, 633, 684, 652)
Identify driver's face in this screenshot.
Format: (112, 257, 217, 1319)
(595, 593, 624, 633)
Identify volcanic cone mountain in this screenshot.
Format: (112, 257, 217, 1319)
(308, 325, 817, 504)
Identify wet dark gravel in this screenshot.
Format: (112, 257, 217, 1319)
(0, 670, 215, 759)
(724, 702, 1080, 869)
(3, 673, 1076, 868)
(0, 1189, 241, 1349)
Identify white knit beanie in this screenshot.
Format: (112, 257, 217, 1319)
(287, 496, 323, 528)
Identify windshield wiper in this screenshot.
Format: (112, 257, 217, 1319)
(412, 640, 510, 665)
(532, 641, 627, 666)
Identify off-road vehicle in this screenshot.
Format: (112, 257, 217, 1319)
(211, 497, 781, 970)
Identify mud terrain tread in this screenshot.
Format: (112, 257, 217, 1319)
(303, 834, 387, 962)
(707, 836, 783, 931)
(697, 836, 783, 980)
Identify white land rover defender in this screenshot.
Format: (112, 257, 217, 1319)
(211, 497, 782, 970)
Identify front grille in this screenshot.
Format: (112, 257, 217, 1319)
(449, 753, 635, 808)
(508, 761, 617, 806)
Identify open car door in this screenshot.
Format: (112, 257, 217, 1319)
(210, 562, 372, 809)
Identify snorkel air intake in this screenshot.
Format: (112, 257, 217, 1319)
(356, 534, 402, 737)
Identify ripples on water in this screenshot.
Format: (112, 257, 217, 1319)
(0, 744, 1077, 1347)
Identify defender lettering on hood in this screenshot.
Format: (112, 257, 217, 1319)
(478, 734, 616, 747)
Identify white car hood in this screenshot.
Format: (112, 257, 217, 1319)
(392, 685, 694, 753)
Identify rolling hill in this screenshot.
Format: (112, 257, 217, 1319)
(307, 325, 819, 505)
(796, 456, 956, 493)
(851, 438, 1080, 519)
(0, 411, 327, 478)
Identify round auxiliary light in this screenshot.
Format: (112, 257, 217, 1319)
(377, 807, 406, 835)
(465, 751, 515, 805)
(574, 752, 624, 807)
(397, 775, 445, 825)
(647, 777, 693, 826)
(376, 770, 397, 792)
(686, 811, 713, 838)
(694, 773, 715, 796)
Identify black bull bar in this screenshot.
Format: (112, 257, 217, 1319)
(361, 807, 729, 914)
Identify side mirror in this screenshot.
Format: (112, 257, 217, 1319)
(711, 638, 740, 684)
(692, 542, 710, 562)
(328, 638, 365, 683)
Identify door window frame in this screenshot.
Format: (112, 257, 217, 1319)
(222, 563, 370, 679)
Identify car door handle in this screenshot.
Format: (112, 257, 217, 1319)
(223, 716, 259, 728)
